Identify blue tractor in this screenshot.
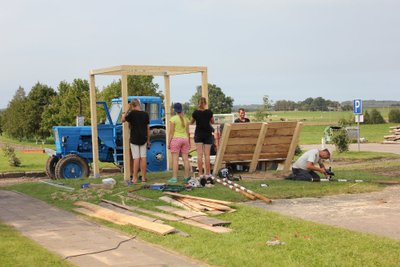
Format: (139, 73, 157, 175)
(45, 96, 167, 179)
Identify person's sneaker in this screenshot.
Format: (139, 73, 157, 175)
(199, 176, 207, 187)
(125, 180, 132, 186)
(168, 177, 178, 183)
(183, 177, 192, 183)
(205, 174, 215, 184)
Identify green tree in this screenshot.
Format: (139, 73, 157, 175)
(274, 100, 297, 111)
(2, 87, 28, 141)
(0, 110, 3, 135)
(364, 109, 385, 124)
(99, 76, 161, 104)
(388, 109, 400, 123)
(253, 95, 272, 122)
(25, 82, 56, 141)
(332, 128, 350, 153)
(189, 84, 234, 114)
(41, 79, 91, 136)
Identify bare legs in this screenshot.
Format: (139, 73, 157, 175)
(195, 143, 211, 177)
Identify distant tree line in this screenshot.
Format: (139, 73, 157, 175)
(0, 78, 234, 141)
(274, 97, 341, 111)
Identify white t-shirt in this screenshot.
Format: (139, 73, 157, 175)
(292, 149, 321, 170)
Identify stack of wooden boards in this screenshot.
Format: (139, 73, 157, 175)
(73, 193, 233, 236)
(383, 126, 400, 144)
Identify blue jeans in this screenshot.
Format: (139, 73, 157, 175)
(290, 168, 321, 182)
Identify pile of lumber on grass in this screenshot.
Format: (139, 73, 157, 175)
(383, 126, 400, 144)
(74, 195, 233, 235)
(160, 192, 235, 215)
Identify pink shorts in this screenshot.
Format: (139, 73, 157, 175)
(170, 137, 190, 154)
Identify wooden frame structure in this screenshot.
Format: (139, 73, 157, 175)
(212, 121, 302, 176)
(89, 65, 208, 180)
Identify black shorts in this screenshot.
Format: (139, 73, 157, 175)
(194, 133, 213, 145)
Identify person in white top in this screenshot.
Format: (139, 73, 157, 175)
(288, 148, 331, 182)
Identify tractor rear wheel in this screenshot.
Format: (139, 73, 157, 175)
(55, 154, 90, 179)
(147, 128, 167, 172)
(45, 156, 59, 180)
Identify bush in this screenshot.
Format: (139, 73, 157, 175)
(388, 109, 400, 123)
(364, 109, 385, 124)
(331, 128, 349, 153)
(2, 144, 21, 167)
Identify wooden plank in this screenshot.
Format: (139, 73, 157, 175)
(162, 193, 232, 205)
(159, 196, 206, 214)
(156, 206, 206, 218)
(179, 219, 232, 234)
(223, 154, 255, 161)
(230, 123, 263, 130)
(229, 130, 263, 138)
(176, 198, 209, 212)
(74, 201, 175, 235)
(155, 206, 230, 226)
(74, 208, 127, 225)
(263, 136, 293, 145)
(250, 123, 269, 172)
(282, 122, 303, 173)
(101, 199, 182, 221)
(260, 144, 291, 153)
(89, 74, 100, 178)
(186, 199, 233, 211)
(224, 137, 259, 145)
(213, 123, 232, 176)
(224, 145, 256, 154)
(99, 202, 164, 224)
(265, 121, 298, 129)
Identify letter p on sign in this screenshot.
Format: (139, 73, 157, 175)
(353, 99, 362, 114)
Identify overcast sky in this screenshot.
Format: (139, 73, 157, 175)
(1, 0, 399, 109)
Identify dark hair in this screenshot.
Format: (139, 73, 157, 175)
(238, 108, 245, 112)
(322, 148, 331, 156)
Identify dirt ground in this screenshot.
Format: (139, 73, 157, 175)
(248, 185, 400, 240)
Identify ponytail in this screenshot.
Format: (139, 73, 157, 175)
(178, 112, 185, 128)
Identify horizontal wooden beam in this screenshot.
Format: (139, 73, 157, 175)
(90, 65, 207, 76)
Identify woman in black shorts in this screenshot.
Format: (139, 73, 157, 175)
(191, 97, 214, 179)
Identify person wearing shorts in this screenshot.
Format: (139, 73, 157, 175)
(191, 97, 214, 179)
(168, 102, 191, 182)
(122, 99, 150, 183)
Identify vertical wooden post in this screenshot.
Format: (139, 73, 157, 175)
(212, 123, 232, 177)
(249, 123, 269, 173)
(201, 70, 208, 108)
(89, 74, 100, 178)
(164, 75, 171, 170)
(282, 122, 303, 173)
(121, 74, 130, 181)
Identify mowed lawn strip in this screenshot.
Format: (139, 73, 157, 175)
(0, 222, 74, 267)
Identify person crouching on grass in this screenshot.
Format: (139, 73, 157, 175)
(167, 102, 191, 183)
(122, 99, 150, 184)
(287, 148, 331, 182)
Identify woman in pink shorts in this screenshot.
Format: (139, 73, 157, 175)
(168, 102, 191, 182)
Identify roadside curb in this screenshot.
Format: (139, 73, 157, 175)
(0, 171, 46, 179)
(0, 168, 121, 179)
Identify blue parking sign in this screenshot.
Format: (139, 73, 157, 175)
(353, 99, 362, 114)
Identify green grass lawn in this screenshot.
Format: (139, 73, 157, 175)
(0, 222, 74, 267)
(5, 167, 400, 267)
(299, 123, 397, 144)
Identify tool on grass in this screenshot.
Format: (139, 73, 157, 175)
(320, 167, 364, 183)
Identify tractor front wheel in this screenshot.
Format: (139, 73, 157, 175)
(45, 156, 59, 180)
(55, 154, 90, 179)
(147, 128, 167, 172)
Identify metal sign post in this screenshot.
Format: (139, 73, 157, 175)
(353, 99, 362, 152)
